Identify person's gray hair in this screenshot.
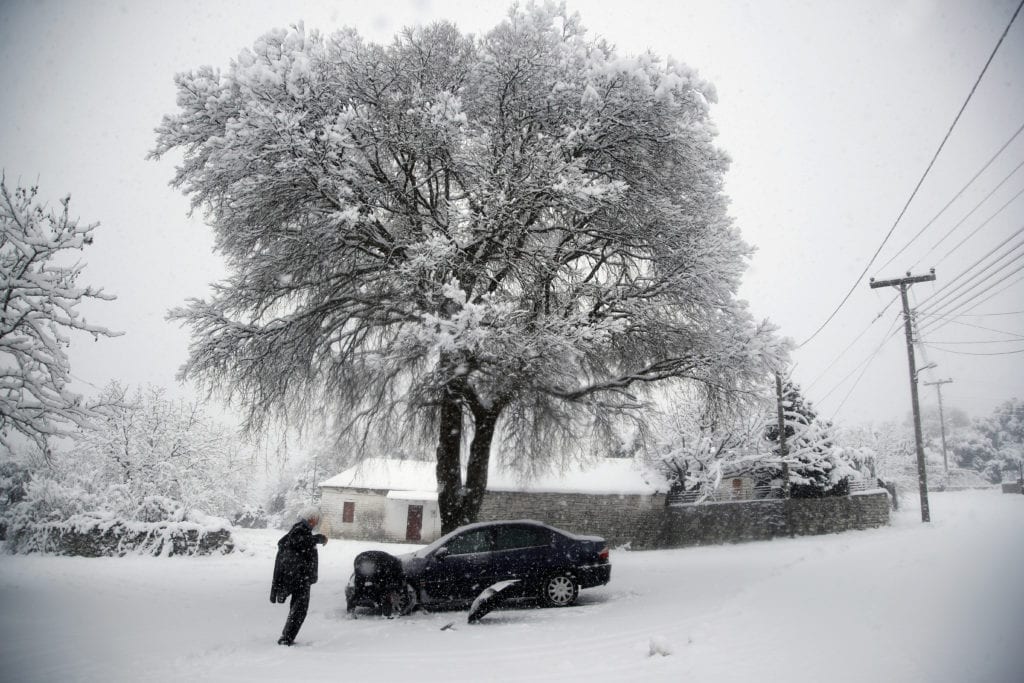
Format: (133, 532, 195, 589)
(297, 505, 322, 524)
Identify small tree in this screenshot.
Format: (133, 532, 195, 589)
(649, 394, 770, 499)
(0, 176, 118, 455)
(64, 383, 251, 517)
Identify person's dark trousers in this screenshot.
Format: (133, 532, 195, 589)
(282, 585, 311, 643)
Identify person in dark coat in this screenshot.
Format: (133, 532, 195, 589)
(271, 505, 328, 645)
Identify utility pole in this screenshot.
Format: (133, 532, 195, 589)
(923, 378, 954, 473)
(775, 372, 791, 498)
(869, 269, 936, 523)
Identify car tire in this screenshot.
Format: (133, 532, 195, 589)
(397, 582, 419, 615)
(539, 573, 579, 607)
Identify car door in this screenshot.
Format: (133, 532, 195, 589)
(420, 527, 495, 603)
(491, 524, 555, 588)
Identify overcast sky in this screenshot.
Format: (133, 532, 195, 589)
(1, 0, 1021, 431)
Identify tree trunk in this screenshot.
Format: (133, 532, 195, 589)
(435, 393, 464, 534)
(458, 406, 499, 529)
(435, 395, 502, 534)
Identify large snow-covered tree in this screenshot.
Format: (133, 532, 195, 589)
(152, 6, 785, 531)
(0, 176, 117, 455)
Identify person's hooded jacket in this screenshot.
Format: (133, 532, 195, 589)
(270, 520, 327, 603)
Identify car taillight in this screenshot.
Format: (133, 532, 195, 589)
(598, 546, 609, 562)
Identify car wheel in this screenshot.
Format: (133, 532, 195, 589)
(397, 582, 419, 615)
(539, 574, 578, 607)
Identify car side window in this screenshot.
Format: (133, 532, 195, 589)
(444, 529, 492, 555)
(493, 526, 550, 551)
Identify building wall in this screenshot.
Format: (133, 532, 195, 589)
(319, 487, 387, 540)
(478, 491, 667, 547)
(382, 499, 443, 543)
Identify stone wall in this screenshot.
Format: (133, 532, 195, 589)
(479, 491, 666, 547)
(630, 491, 891, 550)
(7, 521, 234, 557)
(480, 490, 890, 550)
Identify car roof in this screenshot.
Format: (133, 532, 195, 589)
(454, 519, 555, 532)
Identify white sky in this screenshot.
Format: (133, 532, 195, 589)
(1, 0, 1022, 430)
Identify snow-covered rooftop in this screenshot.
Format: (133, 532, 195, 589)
(320, 457, 667, 495)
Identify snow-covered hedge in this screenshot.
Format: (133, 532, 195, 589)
(3, 489, 236, 557)
(6, 509, 234, 557)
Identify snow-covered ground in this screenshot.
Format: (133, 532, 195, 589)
(1, 489, 1021, 683)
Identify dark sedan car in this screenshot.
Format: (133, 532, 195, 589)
(346, 519, 610, 613)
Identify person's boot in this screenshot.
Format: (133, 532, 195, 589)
(277, 636, 293, 646)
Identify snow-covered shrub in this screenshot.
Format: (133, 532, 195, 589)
(231, 504, 268, 529)
(3, 474, 236, 556)
(6, 510, 234, 557)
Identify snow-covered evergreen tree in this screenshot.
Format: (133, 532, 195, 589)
(151, 6, 786, 530)
(0, 177, 117, 455)
(765, 381, 852, 496)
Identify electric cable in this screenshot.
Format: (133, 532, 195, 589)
(817, 313, 903, 406)
(916, 225, 1024, 310)
(919, 261, 1024, 337)
(934, 182, 1024, 265)
(924, 345, 1024, 356)
(804, 296, 898, 392)
(797, 0, 1024, 348)
(960, 273, 1024, 313)
(922, 245, 1024, 318)
(880, 120, 1024, 272)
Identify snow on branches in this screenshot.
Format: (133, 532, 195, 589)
(0, 176, 118, 455)
(152, 5, 788, 529)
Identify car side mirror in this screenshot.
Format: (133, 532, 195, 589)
(433, 546, 449, 561)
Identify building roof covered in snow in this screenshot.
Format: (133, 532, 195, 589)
(319, 457, 667, 495)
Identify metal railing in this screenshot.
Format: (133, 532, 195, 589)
(667, 483, 782, 506)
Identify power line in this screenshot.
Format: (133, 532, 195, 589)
(922, 315, 1024, 340)
(797, 0, 1024, 348)
(924, 344, 1024, 356)
(925, 339, 1024, 344)
(817, 313, 902, 405)
(922, 244, 1024, 317)
(919, 261, 1024, 336)
(960, 273, 1024, 313)
(804, 296, 898, 391)
(916, 224, 1024, 311)
(909, 168, 1024, 269)
(936, 182, 1024, 264)
(919, 309, 1024, 318)
(880, 120, 1024, 272)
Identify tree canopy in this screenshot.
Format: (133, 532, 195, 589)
(152, 5, 786, 530)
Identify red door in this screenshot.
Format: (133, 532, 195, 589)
(405, 505, 423, 542)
